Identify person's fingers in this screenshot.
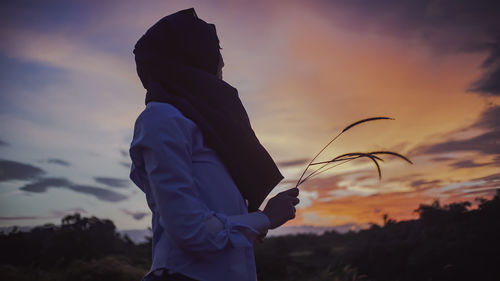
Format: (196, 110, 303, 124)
(289, 187, 299, 197)
(280, 187, 299, 197)
(280, 194, 299, 205)
(290, 197, 300, 206)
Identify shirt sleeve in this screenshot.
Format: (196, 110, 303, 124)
(207, 210, 270, 244)
(130, 107, 270, 256)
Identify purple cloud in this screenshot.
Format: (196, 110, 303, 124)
(122, 209, 150, 220)
(19, 177, 129, 202)
(0, 159, 45, 182)
(46, 158, 71, 167)
(94, 176, 129, 188)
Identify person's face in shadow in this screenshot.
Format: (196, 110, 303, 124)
(216, 52, 224, 80)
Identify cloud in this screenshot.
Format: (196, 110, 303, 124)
(46, 158, 71, 167)
(0, 139, 8, 146)
(431, 156, 454, 162)
(417, 105, 500, 156)
(122, 209, 150, 220)
(474, 105, 500, 130)
(19, 177, 128, 202)
(424, 131, 499, 155)
(293, 191, 427, 226)
(449, 160, 491, 169)
(50, 208, 87, 217)
(297, 170, 377, 201)
(0, 159, 45, 182)
(410, 179, 442, 190)
(119, 161, 132, 169)
(468, 37, 500, 95)
(458, 188, 499, 197)
(325, 0, 500, 96)
(20, 177, 71, 193)
(0, 27, 135, 83)
(438, 174, 500, 198)
(0, 207, 87, 222)
(94, 176, 129, 188)
(68, 184, 128, 202)
(0, 159, 128, 202)
(119, 149, 128, 158)
(277, 158, 309, 167)
(0, 216, 47, 221)
(268, 223, 367, 236)
(471, 173, 500, 183)
(118, 148, 132, 170)
(293, 169, 499, 226)
(300, 173, 345, 192)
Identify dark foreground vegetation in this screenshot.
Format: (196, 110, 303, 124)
(1, 190, 499, 281)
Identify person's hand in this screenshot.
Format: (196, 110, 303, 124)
(262, 187, 300, 229)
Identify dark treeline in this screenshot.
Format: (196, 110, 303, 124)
(255, 190, 500, 281)
(0, 214, 151, 281)
(1, 190, 499, 281)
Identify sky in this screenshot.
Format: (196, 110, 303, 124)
(0, 0, 499, 232)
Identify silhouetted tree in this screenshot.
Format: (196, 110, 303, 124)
(1, 191, 499, 281)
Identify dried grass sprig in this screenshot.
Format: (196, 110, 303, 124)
(341, 117, 394, 133)
(298, 158, 354, 186)
(369, 151, 413, 164)
(295, 117, 412, 188)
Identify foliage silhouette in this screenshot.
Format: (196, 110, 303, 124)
(1, 190, 499, 281)
(255, 190, 500, 281)
(0, 213, 150, 281)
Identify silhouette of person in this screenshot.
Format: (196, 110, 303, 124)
(129, 8, 299, 281)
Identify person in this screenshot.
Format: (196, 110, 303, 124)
(129, 8, 299, 281)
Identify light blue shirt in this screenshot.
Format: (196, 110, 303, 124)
(129, 101, 271, 281)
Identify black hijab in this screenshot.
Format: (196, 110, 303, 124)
(133, 8, 283, 211)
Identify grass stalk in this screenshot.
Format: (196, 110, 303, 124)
(295, 117, 412, 188)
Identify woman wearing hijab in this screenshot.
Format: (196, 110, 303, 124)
(129, 8, 299, 281)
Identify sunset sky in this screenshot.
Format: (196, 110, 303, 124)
(1, 0, 499, 233)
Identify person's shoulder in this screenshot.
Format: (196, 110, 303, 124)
(139, 101, 184, 121)
(134, 102, 195, 132)
(135, 101, 190, 126)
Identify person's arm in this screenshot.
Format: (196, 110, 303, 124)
(206, 209, 271, 244)
(131, 107, 269, 256)
(205, 210, 270, 244)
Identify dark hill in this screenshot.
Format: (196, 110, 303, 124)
(1, 190, 499, 281)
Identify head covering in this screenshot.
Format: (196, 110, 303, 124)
(133, 8, 283, 211)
